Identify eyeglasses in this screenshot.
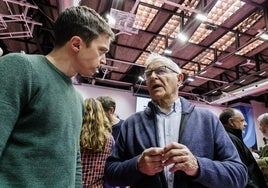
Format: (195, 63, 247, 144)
(144, 66, 178, 80)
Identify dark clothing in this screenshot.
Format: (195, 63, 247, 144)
(105, 97, 247, 188)
(112, 119, 124, 140)
(225, 128, 267, 188)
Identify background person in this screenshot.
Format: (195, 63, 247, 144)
(80, 98, 114, 187)
(258, 113, 268, 138)
(97, 95, 124, 140)
(0, 6, 114, 187)
(104, 53, 247, 188)
(219, 108, 267, 188)
(256, 113, 268, 186)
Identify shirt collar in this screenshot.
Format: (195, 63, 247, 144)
(152, 98, 181, 115)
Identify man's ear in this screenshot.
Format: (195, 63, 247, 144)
(177, 73, 184, 86)
(228, 118, 233, 127)
(70, 36, 82, 52)
(108, 107, 115, 114)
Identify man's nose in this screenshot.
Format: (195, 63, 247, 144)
(150, 71, 158, 77)
(100, 55, 106, 65)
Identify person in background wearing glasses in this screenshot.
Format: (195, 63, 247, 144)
(104, 53, 247, 188)
(219, 108, 267, 188)
(0, 6, 114, 187)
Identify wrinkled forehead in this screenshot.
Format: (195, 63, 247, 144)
(146, 60, 166, 69)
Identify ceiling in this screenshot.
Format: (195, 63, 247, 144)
(1, 0, 268, 106)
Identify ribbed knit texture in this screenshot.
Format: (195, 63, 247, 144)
(0, 53, 83, 187)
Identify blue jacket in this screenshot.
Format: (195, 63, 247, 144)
(105, 97, 248, 188)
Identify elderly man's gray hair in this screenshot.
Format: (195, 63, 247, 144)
(258, 113, 268, 125)
(145, 53, 182, 74)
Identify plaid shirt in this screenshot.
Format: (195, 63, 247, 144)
(81, 134, 114, 188)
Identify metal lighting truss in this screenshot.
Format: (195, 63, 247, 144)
(209, 77, 268, 105)
(0, 0, 42, 39)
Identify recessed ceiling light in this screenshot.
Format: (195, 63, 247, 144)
(138, 76, 145, 82)
(196, 13, 207, 22)
(259, 71, 266, 76)
(239, 79, 245, 83)
(187, 76, 195, 82)
(260, 33, 268, 40)
(200, 70, 207, 74)
(164, 49, 172, 54)
(177, 33, 188, 42)
(215, 61, 223, 65)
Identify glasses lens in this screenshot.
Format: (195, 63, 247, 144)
(144, 70, 152, 80)
(155, 66, 167, 75)
(144, 66, 167, 80)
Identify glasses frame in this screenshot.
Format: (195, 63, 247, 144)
(144, 65, 179, 80)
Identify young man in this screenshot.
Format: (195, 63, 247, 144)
(219, 108, 267, 188)
(0, 6, 114, 187)
(105, 53, 247, 188)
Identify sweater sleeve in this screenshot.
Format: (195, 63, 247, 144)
(75, 149, 82, 187)
(0, 53, 33, 157)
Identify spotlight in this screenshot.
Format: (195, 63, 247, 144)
(138, 76, 145, 82)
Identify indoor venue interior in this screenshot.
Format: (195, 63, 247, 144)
(1, 0, 268, 106)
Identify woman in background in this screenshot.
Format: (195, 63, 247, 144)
(80, 98, 114, 188)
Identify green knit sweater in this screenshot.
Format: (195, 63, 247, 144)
(0, 53, 83, 187)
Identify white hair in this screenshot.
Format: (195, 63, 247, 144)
(258, 113, 268, 125)
(145, 53, 181, 73)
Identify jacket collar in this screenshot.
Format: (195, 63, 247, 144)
(225, 127, 243, 140)
(145, 97, 194, 117)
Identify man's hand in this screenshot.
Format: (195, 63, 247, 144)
(162, 142, 199, 177)
(137, 147, 164, 176)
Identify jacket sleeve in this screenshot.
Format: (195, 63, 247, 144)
(104, 123, 144, 186)
(187, 111, 248, 188)
(257, 157, 268, 167)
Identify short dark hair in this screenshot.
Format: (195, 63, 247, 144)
(54, 6, 114, 47)
(219, 108, 236, 125)
(96, 96, 116, 112)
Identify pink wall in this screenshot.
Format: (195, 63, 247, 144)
(74, 84, 136, 120)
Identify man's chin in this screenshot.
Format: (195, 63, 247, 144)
(81, 71, 96, 77)
(151, 94, 164, 101)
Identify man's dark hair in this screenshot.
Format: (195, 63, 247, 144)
(54, 6, 114, 47)
(96, 95, 116, 112)
(219, 108, 236, 125)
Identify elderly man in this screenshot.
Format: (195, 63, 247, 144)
(257, 113, 268, 186)
(104, 53, 247, 188)
(220, 108, 267, 188)
(258, 113, 268, 138)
